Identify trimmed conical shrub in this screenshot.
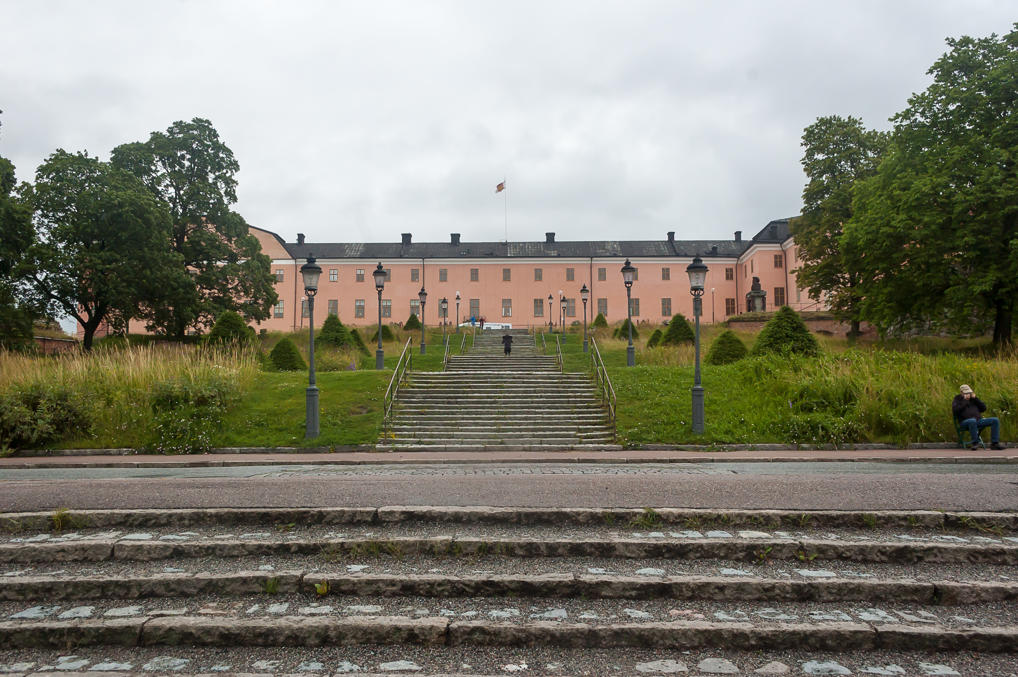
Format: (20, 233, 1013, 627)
(370, 324, 395, 342)
(349, 328, 370, 356)
(752, 306, 820, 356)
(660, 314, 694, 345)
(205, 311, 254, 344)
(403, 313, 421, 331)
(705, 329, 749, 365)
(592, 312, 608, 329)
(269, 337, 306, 371)
(613, 318, 639, 341)
(319, 314, 351, 348)
(646, 328, 663, 348)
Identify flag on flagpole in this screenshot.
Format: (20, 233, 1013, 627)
(495, 181, 505, 193)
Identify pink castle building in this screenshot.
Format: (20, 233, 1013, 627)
(249, 217, 818, 332)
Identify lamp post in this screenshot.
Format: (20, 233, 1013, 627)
(548, 294, 553, 330)
(418, 287, 427, 354)
(621, 258, 636, 367)
(373, 262, 386, 369)
(300, 255, 322, 438)
(559, 290, 564, 331)
(580, 283, 589, 353)
(455, 291, 461, 333)
(440, 297, 448, 346)
(686, 255, 709, 434)
(711, 288, 716, 324)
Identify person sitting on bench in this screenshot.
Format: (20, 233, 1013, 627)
(952, 384, 1005, 450)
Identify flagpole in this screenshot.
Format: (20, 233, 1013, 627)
(504, 176, 508, 243)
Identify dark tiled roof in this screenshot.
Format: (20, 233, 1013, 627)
(286, 238, 751, 261)
(276, 219, 798, 261)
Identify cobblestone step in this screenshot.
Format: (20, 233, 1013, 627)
(2, 508, 1017, 668)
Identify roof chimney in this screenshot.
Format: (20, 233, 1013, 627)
(667, 231, 675, 242)
(401, 233, 412, 246)
(711, 245, 718, 256)
(296, 233, 305, 245)
(734, 230, 742, 242)
(451, 233, 460, 246)
(545, 232, 555, 243)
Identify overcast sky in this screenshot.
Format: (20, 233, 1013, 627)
(2, 1, 1015, 247)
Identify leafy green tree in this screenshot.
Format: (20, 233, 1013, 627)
(844, 26, 1018, 346)
(660, 314, 695, 345)
(752, 306, 820, 356)
(705, 329, 748, 365)
(370, 324, 395, 342)
(111, 118, 277, 339)
(319, 313, 351, 348)
(206, 310, 255, 344)
(646, 328, 663, 348)
(403, 313, 421, 331)
(592, 312, 608, 329)
(268, 337, 305, 371)
(24, 151, 183, 350)
(349, 328, 370, 356)
(791, 116, 887, 337)
(0, 115, 37, 350)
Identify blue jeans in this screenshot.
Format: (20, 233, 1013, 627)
(960, 417, 1000, 445)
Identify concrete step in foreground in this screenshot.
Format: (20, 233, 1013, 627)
(1, 506, 1017, 674)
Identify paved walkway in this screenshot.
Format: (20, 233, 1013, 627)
(1, 446, 1015, 469)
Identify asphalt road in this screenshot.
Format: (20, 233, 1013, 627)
(2, 462, 1018, 512)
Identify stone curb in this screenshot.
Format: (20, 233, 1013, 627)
(5, 506, 1018, 532)
(7, 571, 1015, 605)
(2, 615, 1017, 652)
(3, 535, 1017, 566)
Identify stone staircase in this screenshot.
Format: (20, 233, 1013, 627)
(2, 505, 1017, 675)
(378, 330, 618, 450)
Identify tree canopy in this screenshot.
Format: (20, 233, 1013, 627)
(23, 151, 184, 349)
(843, 26, 1018, 346)
(0, 125, 37, 349)
(111, 118, 277, 338)
(791, 115, 887, 336)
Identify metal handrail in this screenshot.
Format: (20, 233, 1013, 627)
(590, 337, 617, 433)
(382, 337, 413, 435)
(442, 335, 451, 370)
(554, 333, 563, 372)
(460, 331, 467, 352)
(541, 332, 547, 351)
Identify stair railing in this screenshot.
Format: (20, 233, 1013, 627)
(442, 334, 451, 371)
(554, 333, 563, 372)
(460, 330, 467, 353)
(589, 337, 616, 433)
(382, 337, 414, 436)
(540, 332, 547, 352)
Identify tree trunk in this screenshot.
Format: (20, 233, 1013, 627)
(992, 298, 1013, 347)
(81, 315, 102, 351)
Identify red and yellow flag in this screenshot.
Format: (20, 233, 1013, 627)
(495, 181, 505, 193)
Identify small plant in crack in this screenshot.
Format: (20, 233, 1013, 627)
(261, 577, 280, 594)
(629, 508, 664, 530)
(314, 580, 330, 596)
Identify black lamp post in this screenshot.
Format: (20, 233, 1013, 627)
(580, 283, 589, 353)
(686, 255, 709, 434)
(300, 255, 322, 438)
(418, 286, 427, 354)
(559, 290, 565, 331)
(455, 291, 461, 333)
(440, 297, 448, 346)
(621, 258, 636, 367)
(373, 262, 386, 369)
(548, 294, 553, 330)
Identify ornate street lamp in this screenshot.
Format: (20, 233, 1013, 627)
(560, 291, 566, 332)
(686, 255, 709, 434)
(418, 286, 427, 354)
(580, 283, 589, 353)
(455, 291, 461, 333)
(621, 258, 636, 367)
(300, 255, 322, 438)
(373, 262, 386, 369)
(440, 297, 448, 346)
(548, 294, 553, 330)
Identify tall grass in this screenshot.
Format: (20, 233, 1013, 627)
(1, 344, 259, 449)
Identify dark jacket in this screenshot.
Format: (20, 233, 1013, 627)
(952, 394, 986, 421)
(501, 334, 513, 347)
